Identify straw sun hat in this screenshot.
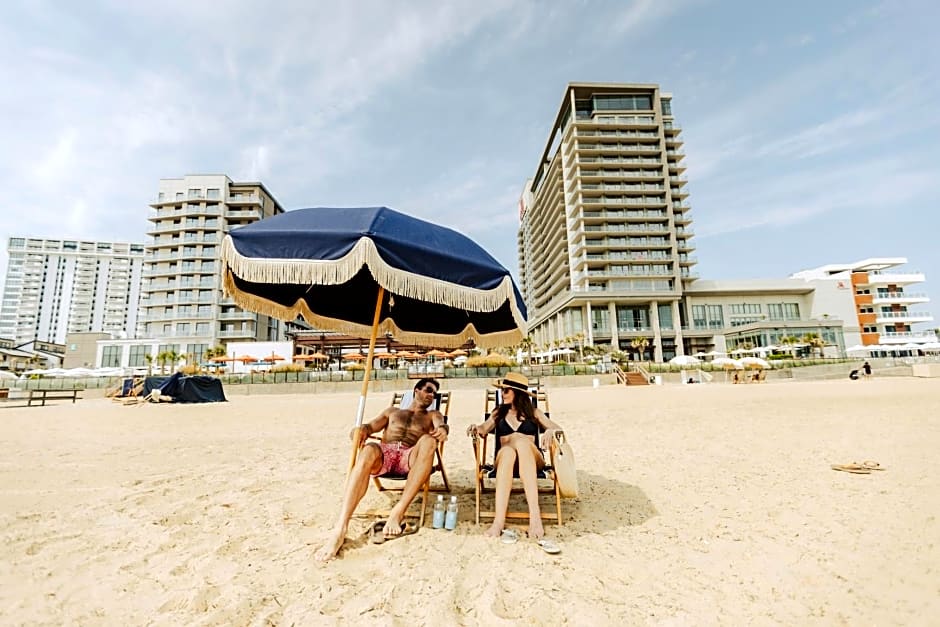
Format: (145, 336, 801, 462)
(492, 372, 536, 396)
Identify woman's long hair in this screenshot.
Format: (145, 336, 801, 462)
(495, 387, 536, 424)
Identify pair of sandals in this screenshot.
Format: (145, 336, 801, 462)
(500, 528, 562, 554)
(831, 461, 885, 474)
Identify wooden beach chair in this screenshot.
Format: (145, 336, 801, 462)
(471, 385, 566, 525)
(356, 389, 451, 527)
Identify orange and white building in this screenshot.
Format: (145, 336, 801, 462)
(791, 258, 936, 349)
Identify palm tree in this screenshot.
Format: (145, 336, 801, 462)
(167, 350, 181, 373)
(630, 337, 650, 362)
(144, 353, 154, 376)
(574, 332, 585, 362)
(519, 335, 534, 365)
(155, 351, 169, 374)
(803, 333, 825, 358)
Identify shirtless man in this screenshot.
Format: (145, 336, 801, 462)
(315, 378, 448, 561)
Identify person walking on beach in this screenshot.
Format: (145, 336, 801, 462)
(863, 361, 872, 379)
(315, 378, 448, 561)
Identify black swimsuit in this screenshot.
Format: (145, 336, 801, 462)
(495, 414, 540, 439)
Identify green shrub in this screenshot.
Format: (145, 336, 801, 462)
(466, 353, 514, 368)
(270, 364, 304, 373)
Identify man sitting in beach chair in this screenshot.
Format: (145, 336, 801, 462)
(315, 378, 448, 561)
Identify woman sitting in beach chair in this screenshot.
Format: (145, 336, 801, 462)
(467, 372, 564, 540)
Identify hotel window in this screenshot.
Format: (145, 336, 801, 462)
(591, 308, 610, 331)
(707, 305, 724, 328)
(175, 192, 184, 200)
(206, 188, 220, 200)
(658, 304, 673, 330)
(692, 305, 707, 328)
(128, 344, 149, 367)
(661, 99, 672, 115)
(863, 326, 878, 333)
(859, 306, 874, 314)
(594, 95, 653, 110)
(196, 322, 210, 335)
(187, 188, 201, 199)
(101, 345, 121, 368)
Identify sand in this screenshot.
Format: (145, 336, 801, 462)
(1, 378, 938, 625)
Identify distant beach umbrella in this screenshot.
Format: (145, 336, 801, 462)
(669, 355, 701, 366)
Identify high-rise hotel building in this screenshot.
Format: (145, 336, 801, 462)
(0, 237, 145, 345)
(519, 83, 695, 361)
(142, 175, 285, 362)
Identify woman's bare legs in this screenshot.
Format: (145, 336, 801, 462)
(486, 436, 545, 539)
(486, 447, 517, 537)
(511, 438, 545, 539)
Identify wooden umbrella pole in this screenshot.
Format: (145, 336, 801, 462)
(347, 286, 385, 475)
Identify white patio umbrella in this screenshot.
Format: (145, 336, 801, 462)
(711, 357, 744, 369)
(669, 355, 701, 366)
(0, 370, 18, 380)
(705, 350, 727, 357)
(693, 351, 707, 358)
(845, 344, 869, 353)
(739, 356, 770, 369)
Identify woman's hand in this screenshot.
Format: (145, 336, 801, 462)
(466, 424, 480, 437)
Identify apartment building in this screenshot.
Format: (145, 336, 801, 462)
(519, 83, 695, 361)
(791, 258, 936, 348)
(0, 237, 145, 345)
(140, 174, 285, 365)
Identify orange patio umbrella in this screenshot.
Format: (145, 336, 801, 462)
(237, 355, 258, 363)
(268, 353, 286, 361)
(373, 351, 397, 359)
(343, 353, 366, 361)
(310, 351, 330, 361)
(426, 349, 448, 357)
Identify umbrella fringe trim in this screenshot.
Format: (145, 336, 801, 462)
(222, 272, 522, 349)
(221, 236, 525, 328)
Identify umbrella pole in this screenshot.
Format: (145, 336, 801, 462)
(347, 287, 385, 475)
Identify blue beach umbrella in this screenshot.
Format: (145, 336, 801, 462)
(220, 206, 527, 467)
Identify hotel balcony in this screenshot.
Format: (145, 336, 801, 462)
(217, 329, 257, 339)
(871, 292, 929, 304)
(864, 271, 926, 285)
(226, 195, 262, 205)
(880, 331, 939, 343)
(875, 311, 933, 323)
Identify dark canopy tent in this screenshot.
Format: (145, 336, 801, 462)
(142, 373, 226, 403)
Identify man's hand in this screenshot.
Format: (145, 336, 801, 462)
(350, 425, 370, 442)
(430, 424, 449, 443)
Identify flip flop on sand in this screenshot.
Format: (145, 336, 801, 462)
(500, 529, 519, 544)
(383, 521, 418, 541)
(831, 464, 872, 474)
(858, 460, 885, 471)
(537, 539, 561, 554)
(369, 521, 388, 544)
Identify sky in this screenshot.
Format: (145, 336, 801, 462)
(1, 0, 938, 306)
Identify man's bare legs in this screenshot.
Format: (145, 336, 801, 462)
(384, 435, 437, 538)
(485, 438, 545, 539)
(314, 443, 382, 561)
